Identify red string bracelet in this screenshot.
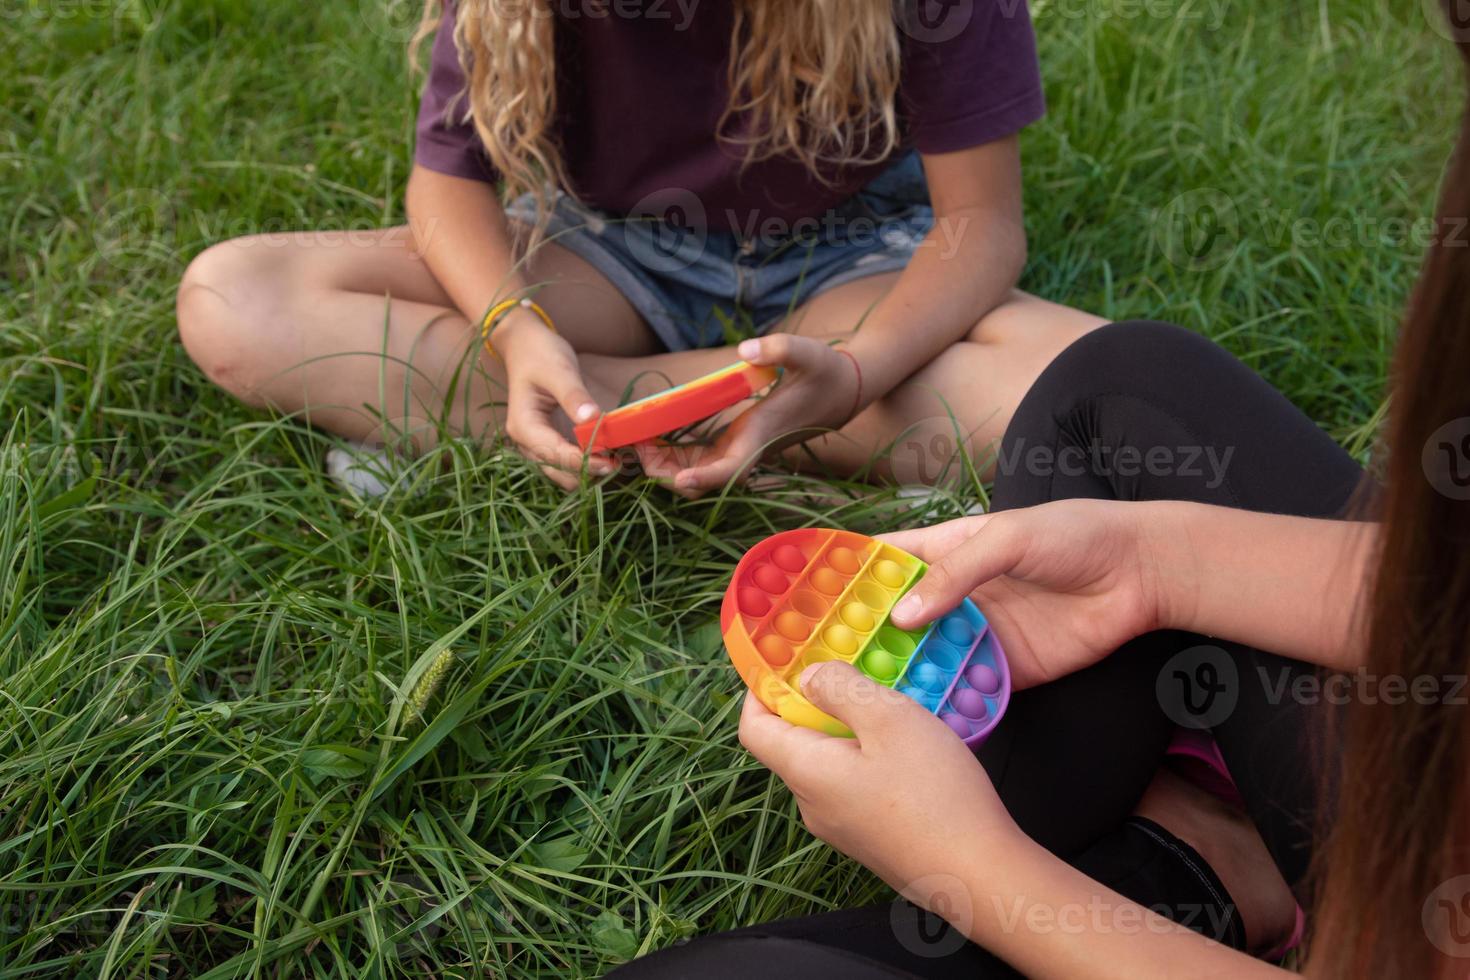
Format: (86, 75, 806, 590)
(834, 348, 864, 420)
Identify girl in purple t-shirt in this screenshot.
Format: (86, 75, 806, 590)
(177, 0, 1104, 493)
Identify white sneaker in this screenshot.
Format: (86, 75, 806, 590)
(325, 443, 397, 498)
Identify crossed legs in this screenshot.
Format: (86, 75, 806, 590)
(176, 225, 1105, 483)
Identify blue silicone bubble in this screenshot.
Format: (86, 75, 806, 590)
(922, 639, 965, 671)
(909, 660, 946, 694)
(939, 615, 975, 646)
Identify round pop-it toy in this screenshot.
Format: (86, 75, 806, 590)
(720, 528, 1012, 747)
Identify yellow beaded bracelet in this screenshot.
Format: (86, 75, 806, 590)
(480, 297, 556, 361)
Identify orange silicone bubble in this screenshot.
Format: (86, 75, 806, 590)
(826, 547, 862, 574)
(757, 634, 793, 667)
(772, 544, 806, 573)
(574, 360, 779, 452)
(774, 611, 810, 641)
(810, 567, 845, 595)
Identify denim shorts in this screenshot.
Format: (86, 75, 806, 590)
(504, 153, 934, 351)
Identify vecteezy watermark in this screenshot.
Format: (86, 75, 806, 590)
(0, 0, 114, 20)
(1153, 189, 1241, 271)
(1157, 651, 1468, 728)
(1257, 667, 1469, 707)
(1154, 188, 1469, 271)
(623, 187, 711, 274)
(466, 0, 701, 29)
(620, 186, 970, 271)
(1032, 0, 1227, 31)
(898, 0, 976, 43)
(990, 894, 1239, 942)
(1156, 645, 1240, 729)
(358, 0, 425, 43)
(93, 188, 177, 274)
(1423, 0, 1470, 42)
(1424, 875, 1470, 958)
(996, 437, 1235, 489)
(1422, 417, 1470, 501)
(891, 875, 973, 958)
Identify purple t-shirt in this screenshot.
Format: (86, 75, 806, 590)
(415, 0, 1045, 232)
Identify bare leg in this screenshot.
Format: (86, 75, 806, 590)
(1133, 769, 1298, 957)
(176, 226, 658, 450)
(177, 228, 1103, 481)
(578, 276, 1108, 484)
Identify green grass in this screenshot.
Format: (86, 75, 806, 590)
(0, 0, 1459, 974)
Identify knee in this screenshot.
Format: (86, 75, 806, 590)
(1033, 319, 1228, 403)
(175, 239, 282, 405)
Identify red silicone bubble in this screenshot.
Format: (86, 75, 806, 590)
(772, 544, 807, 573)
(737, 587, 771, 618)
(751, 564, 788, 594)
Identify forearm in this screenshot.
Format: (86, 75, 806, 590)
(844, 204, 1025, 404)
(1149, 501, 1376, 671)
(405, 164, 534, 330)
(948, 833, 1285, 979)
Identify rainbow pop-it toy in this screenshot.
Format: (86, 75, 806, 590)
(721, 528, 1011, 746)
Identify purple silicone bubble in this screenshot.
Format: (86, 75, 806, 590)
(965, 663, 1001, 696)
(951, 688, 988, 721)
(940, 712, 972, 738)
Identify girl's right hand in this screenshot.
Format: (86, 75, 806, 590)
(495, 312, 614, 490)
(883, 499, 1182, 689)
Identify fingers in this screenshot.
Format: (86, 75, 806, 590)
(635, 441, 706, 499)
(796, 661, 918, 742)
(876, 514, 992, 564)
(889, 514, 1028, 630)
(738, 333, 829, 372)
(544, 365, 601, 430)
(671, 422, 762, 495)
(737, 690, 832, 776)
(505, 393, 613, 487)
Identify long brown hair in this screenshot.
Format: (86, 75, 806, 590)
(1309, 13, 1470, 976)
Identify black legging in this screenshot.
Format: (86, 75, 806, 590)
(611, 321, 1365, 978)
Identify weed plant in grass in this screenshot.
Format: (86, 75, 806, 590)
(0, 0, 1458, 974)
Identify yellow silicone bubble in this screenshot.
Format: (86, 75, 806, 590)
(853, 582, 888, 610)
(840, 602, 875, 632)
(824, 624, 859, 656)
(872, 559, 906, 589)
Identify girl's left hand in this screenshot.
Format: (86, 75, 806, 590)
(738, 660, 1024, 896)
(637, 334, 860, 497)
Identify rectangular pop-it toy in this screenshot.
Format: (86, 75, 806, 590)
(575, 360, 778, 452)
(721, 528, 1010, 746)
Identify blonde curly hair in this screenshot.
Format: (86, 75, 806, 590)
(412, 1, 903, 229)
